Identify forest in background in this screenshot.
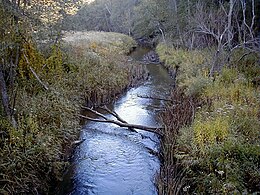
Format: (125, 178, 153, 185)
(63, 0, 260, 193)
(0, 0, 260, 194)
(63, 0, 260, 44)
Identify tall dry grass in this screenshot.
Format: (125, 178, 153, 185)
(156, 43, 260, 194)
(0, 31, 147, 194)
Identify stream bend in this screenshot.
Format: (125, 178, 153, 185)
(58, 47, 173, 195)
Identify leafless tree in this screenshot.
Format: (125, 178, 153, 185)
(193, 1, 233, 76)
(193, 0, 259, 76)
(240, 0, 255, 41)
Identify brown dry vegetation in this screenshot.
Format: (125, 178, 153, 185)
(157, 43, 260, 194)
(0, 31, 146, 194)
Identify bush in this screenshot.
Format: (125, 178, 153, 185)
(0, 31, 143, 194)
(157, 45, 260, 194)
(193, 115, 229, 148)
(156, 43, 211, 96)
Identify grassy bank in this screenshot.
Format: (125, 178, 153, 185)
(0, 31, 146, 194)
(157, 43, 260, 194)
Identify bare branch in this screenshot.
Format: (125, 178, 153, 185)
(219, 1, 228, 16)
(23, 53, 49, 91)
(250, 0, 255, 31)
(240, 0, 254, 40)
(80, 107, 163, 136)
(79, 114, 163, 136)
(99, 105, 128, 124)
(231, 38, 260, 52)
(81, 106, 108, 120)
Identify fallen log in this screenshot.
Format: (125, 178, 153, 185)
(82, 106, 137, 133)
(79, 114, 163, 136)
(97, 105, 140, 133)
(80, 106, 163, 137)
(99, 105, 128, 124)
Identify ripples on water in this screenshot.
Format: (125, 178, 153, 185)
(57, 48, 173, 195)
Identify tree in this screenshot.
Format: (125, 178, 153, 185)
(193, 1, 233, 75)
(0, 0, 22, 127)
(0, 0, 83, 127)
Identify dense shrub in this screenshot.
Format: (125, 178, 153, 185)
(157, 44, 260, 194)
(0, 31, 144, 194)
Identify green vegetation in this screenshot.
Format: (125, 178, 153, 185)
(157, 43, 260, 194)
(61, 31, 146, 106)
(0, 31, 145, 194)
(1, 0, 260, 194)
(157, 44, 210, 96)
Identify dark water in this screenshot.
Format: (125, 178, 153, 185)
(57, 47, 173, 195)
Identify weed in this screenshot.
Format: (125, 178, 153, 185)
(157, 44, 260, 194)
(193, 115, 230, 149)
(0, 31, 143, 194)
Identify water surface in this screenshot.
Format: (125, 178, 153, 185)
(58, 47, 173, 195)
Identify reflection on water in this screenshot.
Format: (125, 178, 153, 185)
(57, 47, 173, 195)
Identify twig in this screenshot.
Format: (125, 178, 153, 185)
(29, 66, 49, 91)
(137, 95, 173, 102)
(23, 53, 49, 90)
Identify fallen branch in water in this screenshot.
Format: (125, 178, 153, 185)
(137, 95, 183, 104)
(137, 94, 172, 102)
(98, 105, 128, 124)
(97, 105, 139, 132)
(80, 106, 163, 137)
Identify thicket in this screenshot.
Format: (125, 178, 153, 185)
(154, 1, 260, 193)
(157, 43, 260, 194)
(62, 0, 260, 44)
(1, 40, 79, 195)
(0, 8, 144, 193)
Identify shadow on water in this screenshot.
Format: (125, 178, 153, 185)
(56, 47, 173, 195)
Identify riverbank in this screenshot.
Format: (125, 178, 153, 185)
(57, 46, 173, 194)
(0, 31, 147, 194)
(156, 43, 260, 194)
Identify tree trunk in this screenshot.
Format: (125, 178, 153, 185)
(171, 0, 181, 39)
(0, 64, 17, 128)
(227, 0, 234, 50)
(0, 65, 11, 120)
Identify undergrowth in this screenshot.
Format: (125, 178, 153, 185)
(0, 31, 145, 194)
(157, 43, 260, 194)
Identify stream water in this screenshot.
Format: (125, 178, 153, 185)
(57, 47, 173, 195)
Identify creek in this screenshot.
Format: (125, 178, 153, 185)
(57, 47, 173, 195)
